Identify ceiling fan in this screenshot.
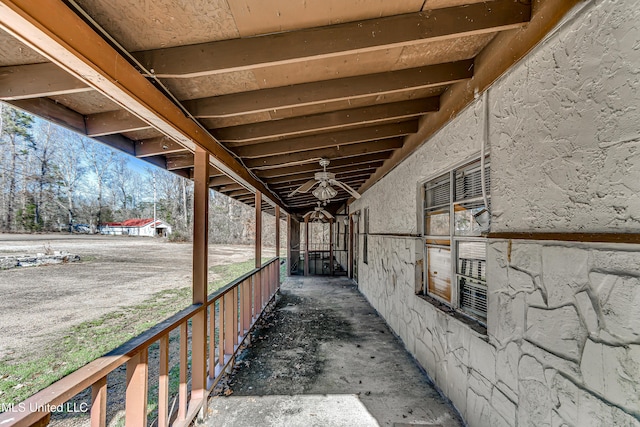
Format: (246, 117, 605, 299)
(289, 159, 362, 201)
(304, 202, 334, 221)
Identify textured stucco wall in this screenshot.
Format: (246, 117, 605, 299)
(351, 1, 640, 426)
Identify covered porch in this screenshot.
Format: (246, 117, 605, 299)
(207, 276, 461, 427)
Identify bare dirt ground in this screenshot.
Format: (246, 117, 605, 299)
(0, 233, 272, 361)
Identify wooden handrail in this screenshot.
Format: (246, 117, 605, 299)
(0, 257, 281, 427)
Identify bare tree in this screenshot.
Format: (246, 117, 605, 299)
(53, 133, 85, 231)
(80, 137, 114, 229)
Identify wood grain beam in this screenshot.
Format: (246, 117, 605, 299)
(135, 0, 530, 78)
(9, 97, 86, 133)
(183, 61, 473, 118)
(0, 62, 91, 100)
(354, 0, 584, 200)
(86, 109, 152, 137)
(135, 137, 189, 158)
(166, 153, 194, 171)
(213, 98, 439, 144)
(254, 152, 392, 178)
(234, 121, 417, 158)
(264, 165, 381, 185)
(245, 137, 404, 169)
(209, 175, 236, 187)
(0, 0, 288, 213)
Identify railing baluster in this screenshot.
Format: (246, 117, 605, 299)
(125, 348, 148, 426)
(224, 291, 234, 356)
(178, 322, 188, 421)
(253, 271, 261, 320)
(208, 305, 215, 380)
(218, 298, 225, 368)
(241, 279, 249, 333)
(158, 335, 169, 427)
(90, 377, 106, 427)
(233, 286, 239, 346)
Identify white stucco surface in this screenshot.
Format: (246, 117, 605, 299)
(350, 1, 640, 426)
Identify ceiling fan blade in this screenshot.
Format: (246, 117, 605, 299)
(289, 179, 318, 197)
(329, 179, 361, 199)
(321, 209, 334, 219)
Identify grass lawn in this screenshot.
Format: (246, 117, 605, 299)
(0, 257, 278, 407)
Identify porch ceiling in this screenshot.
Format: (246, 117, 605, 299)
(0, 0, 579, 215)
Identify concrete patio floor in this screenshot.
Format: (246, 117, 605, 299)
(205, 276, 462, 427)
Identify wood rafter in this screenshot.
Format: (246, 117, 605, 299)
(254, 152, 392, 179)
(86, 109, 152, 137)
(0, 62, 91, 100)
(213, 98, 439, 144)
(135, 0, 530, 78)
(233, 121, 417, 158)
(135, 137, 189, 158)
(184, 61, 472, 118)
(245, 138, 404, 169)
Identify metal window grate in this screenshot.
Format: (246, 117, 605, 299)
(425, 175, 450, 209)
(455, 164, 490, 202)
(459, 278, 487, 319)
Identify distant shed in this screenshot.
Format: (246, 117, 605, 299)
(99, 218, 172, 237)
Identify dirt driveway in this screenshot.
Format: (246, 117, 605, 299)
(0, 233, 272, 361)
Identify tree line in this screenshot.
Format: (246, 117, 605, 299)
(0, 104, 281, 246)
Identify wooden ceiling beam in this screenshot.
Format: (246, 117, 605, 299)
(254, 152, 392, 178)
(0, 62, 91, 100)
(209, 175, 237, 187)
(245, 137, 404, 169)
(0, 0, 288, 213)
(234, 121, 417, 158)
(213, 98, 439, 144)
(214, 183, 245, 193)
(85, 109, 152, 137)
(166, 153, 194, 171)
(264, 164, 381, 185)
(184, 61, 472, 118)
(134, 137, 189, 158)
(135, 0, 530, 78)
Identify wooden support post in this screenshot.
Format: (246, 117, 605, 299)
(125, 349, 148, 427)
(304, 218, 309, 276)
(349, 216, 354, 279)
(275, 206, 280, 259)
(287, 214, 292, 276)
(255, 191, 262, 269)
(191, 147, 209, 401)
(329, 219, 334, 276)
(90, 377, 106, 427)
(179, 323, 188, 421)
(158, 335, 169, 427)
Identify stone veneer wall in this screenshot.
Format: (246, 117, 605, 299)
(350, 1, 640, 426)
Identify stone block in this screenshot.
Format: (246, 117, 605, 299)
(466, 388, 493, 427)
(577, 386, 640, 427)
(491, 386, 516, 425)
(469, 337, 496, 383)
(448, 319, 470, 366)
(542, 247, 589, 307)
(574, 291, 599, 335)
(468, 368, 493, 398)
(526, 305, 587, 363)
(446, 354, 469, 417)
(508, 268, 536, 293)
(594, 274, 640, 342)
(518, 355, 552, 427)
(521, 340, 581, 382)
(510, 243, 542, 277)
(490, 292, 526, 345)
(496, 341, 520, 397)
(550, 373, 579, 425)
(580, 340, 640, 416)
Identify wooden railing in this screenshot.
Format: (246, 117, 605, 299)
(0, 258, 281, 427)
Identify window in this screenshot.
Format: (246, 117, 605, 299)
(363, 207, 369, 264)
(423, 158, 490, 321)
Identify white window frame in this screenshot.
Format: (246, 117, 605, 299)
(420, 156, 490, 323)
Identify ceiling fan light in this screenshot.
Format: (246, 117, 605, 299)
(312, 185, 337, 201)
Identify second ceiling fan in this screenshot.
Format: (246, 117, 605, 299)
(289, 159, 362, 201)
